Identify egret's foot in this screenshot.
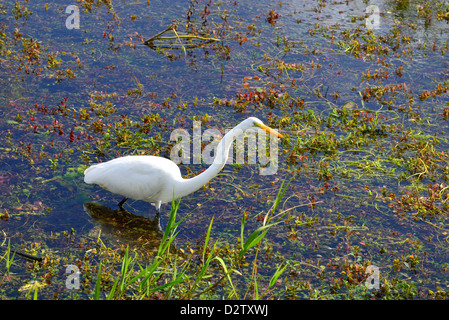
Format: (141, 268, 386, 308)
(118, 197, 128, 209)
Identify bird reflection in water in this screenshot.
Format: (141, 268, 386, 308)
(83, 202, 163, 249)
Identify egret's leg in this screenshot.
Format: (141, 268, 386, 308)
(155, 201, 161, 218)
(154, 208, 162, 231)
(154, 202, 162, 231)
(118, 197, 128, 208)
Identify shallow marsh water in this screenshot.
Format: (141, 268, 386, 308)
(1, 0, 449, 299)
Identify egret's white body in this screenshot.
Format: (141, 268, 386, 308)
(84, 117, 283, 212)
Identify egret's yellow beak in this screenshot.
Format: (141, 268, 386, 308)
(255, 123, 284, 139)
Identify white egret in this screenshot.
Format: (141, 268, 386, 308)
(84, 117, 283, 214)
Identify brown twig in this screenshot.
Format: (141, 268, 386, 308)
(144, 24, 220, 46)
(0, 245, 43, 262)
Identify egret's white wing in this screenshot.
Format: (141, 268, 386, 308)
(84, 156, 178, 201)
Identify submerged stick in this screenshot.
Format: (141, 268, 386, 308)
(172, 27, 187, 56)
(156, 35, 220, 42)
(144, 24, 220, 46)
(0, 245, 43, 262)
(144, 24, 174, 44)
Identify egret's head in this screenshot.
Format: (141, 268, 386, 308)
(241, 117, 284, 138)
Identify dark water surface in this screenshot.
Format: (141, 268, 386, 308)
(1, 0, 449, 299)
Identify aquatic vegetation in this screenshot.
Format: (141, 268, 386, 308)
(1, 0, 449, 301)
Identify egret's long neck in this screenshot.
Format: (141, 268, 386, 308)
(174, 126, 240, 199)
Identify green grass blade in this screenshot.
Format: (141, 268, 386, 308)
(119, 246, 129, 292)
(33, 286, 38, 300)
(214, 256, 238, 298)
(202, 217, 214, 263)
(270, 178, 292, 219)
(157, 197, 193, 257)
(254, 276, 259, 300)
(240, 214, 245, 250)
(239, 222, 280, 258)
(158, 198, 180, 256)
(269, 263, 288, 288)
(107, 277, 120, 300)
(94, 261, 103, 300)
(149, 274, 190, 294)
